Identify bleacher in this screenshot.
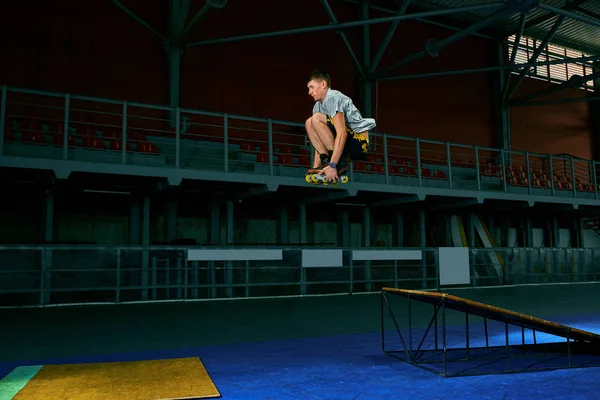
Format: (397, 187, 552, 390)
(1, 85, 599, 202)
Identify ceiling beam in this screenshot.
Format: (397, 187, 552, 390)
(433, 198, 484, 211)
(186, 2, 505, 47)
(370, 193, 426, 208)
(378, 54, 600, 81)
(501, 0, 588, 38)
(110, 0, 165, 41)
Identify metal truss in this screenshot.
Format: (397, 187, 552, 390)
(109, 0, 166, 41)
(186, 3, 507, 47)
(500, 3, 600, 105)
(503, 14, 567, 100)
(374, 0, 538, 78)
(106, 0, 600, 110)
(109, 0, 225, 46)
(511, 95, 600, 107)
(106, 1, 600, 73)
(539, 3, 600, 29)
(501, 11, 528, 101)
(377, 54, 600, 81)
(510, 72, 600, 105)
(501, 0, 589, 38)
(321, 0, 365, 77)
(369, 0, 411, 76)
(365, 2, 598, 86)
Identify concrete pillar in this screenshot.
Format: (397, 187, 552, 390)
(43, 190, 54, 243)
(392, 212, 404, 247)
(226, 200, 234, 245)
(299, 204, 307, 245)
(337, 210, 350, 247)
(277, 206, 289, 245)
(418, 209, 426, 247)
(165, 200, 178, 243)
(362, 207, 371, 247)
(130, 198, 141, 245)
(142, 196, 150, 245)
(208, 201, 219, 245)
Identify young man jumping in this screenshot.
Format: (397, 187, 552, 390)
(305, 69, 376, 182)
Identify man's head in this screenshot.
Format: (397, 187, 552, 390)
(307, 70, 330, 102)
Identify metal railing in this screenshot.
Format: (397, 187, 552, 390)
(1, 85, 599, 200)
(1, 245, 598, 307)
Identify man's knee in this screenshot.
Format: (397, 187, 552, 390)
(305, 117, 313, 131)
(311, 113, 327, 125)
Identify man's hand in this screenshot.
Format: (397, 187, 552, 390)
(320, 166, 339, 182)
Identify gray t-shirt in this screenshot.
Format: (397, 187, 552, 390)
(312, 89, 376, 133)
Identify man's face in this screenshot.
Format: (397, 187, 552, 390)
(307, 79, 327, 101)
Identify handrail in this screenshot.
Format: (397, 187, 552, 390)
(1, 83, 599, 202)
(0, 246, 596, 308)
(1, 83, 594, 161)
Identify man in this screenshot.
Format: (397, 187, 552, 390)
(305, 70, 376, 182)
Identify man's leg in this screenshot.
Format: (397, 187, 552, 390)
(305, 113, 335, 168)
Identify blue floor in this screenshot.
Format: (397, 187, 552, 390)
(2, 312, 600, 399)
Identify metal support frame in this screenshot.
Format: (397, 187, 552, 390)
(0, 85, 6, 156)
(376, 0, 520, 78)
(169, 0, 191, 41)
(573, 6, 600, 20)
(110, 0, 166, 41)
(502, 12, 528, 100)
(321, 0, 364, 77)
(512, 95, 600, 106)
(494, 41, 511, 151)
(501, 0, 588, 38)
(379, 54, 600, 81)
(110, 0, 222, 111)
(105, 0, 600, 110)
(509, 12, 528, 68)
(593, 61, 600, 161)
(104, 0, 600, 94)
(167, 0, 190, 111)
(360, 0, 372, 117)
(187, 3, 506, 47)
(43, 187, 54, 243)
(164, 0, 194, 127)
(367, 1, 598, 84)
(178, 0, 211, 40)
(381, 289, 600, 378)
(510, 72, 600, 104)
(538, 3, 600, 29)
(368, 0, 411, 75)
(504, 14, 566, 100)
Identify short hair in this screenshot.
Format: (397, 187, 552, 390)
(308, 69, 331, 88)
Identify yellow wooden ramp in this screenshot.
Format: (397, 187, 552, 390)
(1, 357, 220, 400)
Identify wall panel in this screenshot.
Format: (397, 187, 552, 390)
(0, 0, 167, 104)
(510, 78, 592, 159)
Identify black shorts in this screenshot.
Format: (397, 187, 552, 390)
(326, 116, 369, 162)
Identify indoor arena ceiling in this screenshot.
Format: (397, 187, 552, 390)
(113, 0, 600, 64)
(371, 0, 600, 56)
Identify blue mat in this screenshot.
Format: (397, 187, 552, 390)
(2, 312, 600, 399)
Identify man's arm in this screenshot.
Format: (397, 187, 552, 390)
(329, 112, 347, 165)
